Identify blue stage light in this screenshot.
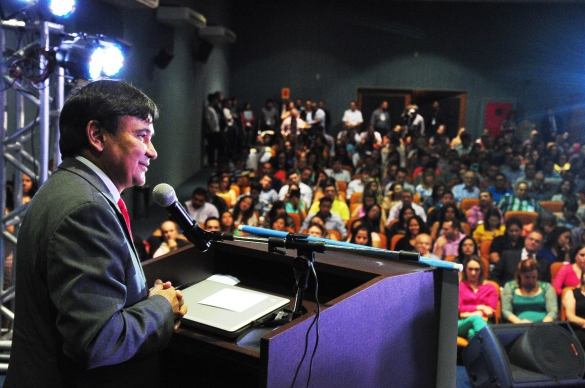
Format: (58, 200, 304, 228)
(55, 34, 128, 80)
(48, 0, 75, 17)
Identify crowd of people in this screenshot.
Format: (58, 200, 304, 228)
(155, 93, 585, 348)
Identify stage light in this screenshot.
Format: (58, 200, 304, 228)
(55, 34, 128, 80)
(48, 0, 75, 17)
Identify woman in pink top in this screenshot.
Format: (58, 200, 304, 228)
(458, 255, 499, 339)
(553, 243, 585, 295)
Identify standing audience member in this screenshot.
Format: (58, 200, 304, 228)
(501, 259, 557, 323)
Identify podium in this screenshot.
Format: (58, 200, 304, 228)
(142, 240, 458, 387)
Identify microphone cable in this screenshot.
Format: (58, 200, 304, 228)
(290, 263, 320, 388)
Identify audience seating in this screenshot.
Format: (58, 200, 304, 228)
(337, 181, 347, 193)
(349, 192, 363, 206)
(540, 201, 563, 213)
(561, 286, 576, 321)
(230, 184, 240, 198)
(460, 198, 479, 214)
(350, 203, 361, 215)
(390, 234, 404, 250)
(327, 229, 342, 241)
(376, 233, 387, 250)
(479, 240, 491, 263)
(503, 211, 538, 225)
(346, 217, 361, 232)
(445, 255, 457, 262)
(485, 280, 502, 324)
(288, 213, 301, 233)
(461, 222, 470, 236)
(550, 262, 566, 285)
(341, 165, 353, 175)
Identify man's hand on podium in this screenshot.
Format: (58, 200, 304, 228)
(149, 279, 188, 331)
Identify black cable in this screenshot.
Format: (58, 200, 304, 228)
(289, 261, 320, 388)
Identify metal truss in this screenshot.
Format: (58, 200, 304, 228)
(0, 19, 65, 371)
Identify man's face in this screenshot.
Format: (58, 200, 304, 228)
(515, 183, 528, 199)
(525, 164, 536, 178)
(381, 101, 388, 110)
(161, 221, 179, 242)
(524, 232, 543, 254)
(319, 201, 332, 214)
(323, 186, 336, 200)
(191, 194, 205, 209)
(289, 173, 300, 185)
(350, 102, 357, 111)
(208, 183, 219, 196)
(301, 169, 312, 182)
(479, 192, 492, 207)
(99, 116, 157, 192)
(441, 193, 454, 205)
(415, 235, 432, 255)
(442, 221, 456, 240)
(495, 175, 506, 190)
(260, 176, 272, 190)
(205, 219, 221, 232)
(332, 160, 342, 172)
(395, 171, 406, 184)
(401, 191, 413, 206)
(532, 173, 544, 188)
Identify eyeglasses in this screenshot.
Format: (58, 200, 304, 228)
(467, 268, 481, 272)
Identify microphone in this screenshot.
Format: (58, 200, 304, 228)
(152, 183, 212, 252)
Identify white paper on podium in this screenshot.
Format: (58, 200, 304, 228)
(198, 288, 268, 313)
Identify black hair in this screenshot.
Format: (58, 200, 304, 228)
(59, 79, 158, 158)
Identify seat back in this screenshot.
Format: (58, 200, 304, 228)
(503, 211, 538, 225)
(540, 201, 563, 213)
(337, 181, 348, 193)
(550, 262, 566, 285)
(288, 213, 301, 233)
(390, 234, 404, 250)
(349, 192, 363, 206)
(561, 286, 576, 321)
(485, 280, 502, 324)
(461, 198, 479, 214)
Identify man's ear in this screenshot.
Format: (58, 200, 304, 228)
(86, 120, 106, 153)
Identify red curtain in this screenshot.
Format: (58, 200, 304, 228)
(485, 102, 513, 138)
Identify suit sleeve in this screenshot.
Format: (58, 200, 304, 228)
(47, 201, 174, 369)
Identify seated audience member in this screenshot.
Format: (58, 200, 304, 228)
(501, 154, 525, 186)
(523, 211, 557, 242)
(207, 176, 229, 214)
(307, 223, 327, 238)
(204, 217, 221, 232)
(458, 256, 498, 339)
(301, 197, 347, 238)
(284, 184, 307, 220)
(490, 230, 551, 287)
(153, 220, 190, 258)
(497, 181, 544, 214)
(278, 169, 313, 206)
(386, 205, 414, 241)
(217, 175, 237, 208)
(489, 218, 524, 265)
(433, 219, 466, 260)
(387, 189, 427, 225)
(220, 211, 237, 235)
(553, 243, 585, 295)
(232, 195, 259, 228)
(452, 171, 480, 203)
(502, 258, 557, 323)
(358, 203, 385, 234)
(538, 226, 571, 263)
(562, 268, 585, 348)
(421, 183, 446, 213)
(426, 191, 465, 229)
(527, 172, 553, 202)
(185, 187, 219, 224)
(383, 167, 415, 197)
(325, 157, 351, 184)
(415, 169, 436, 202)
(349, 225, 373, 247)
(467, 190, 503, 231)
(383, 182, 403, 215)
(395, 216, 429, 252)
(430, 204, 465, 241)
(270, 215, 288, 231)
(263, 200, 294, 230)
(258, 174, 279, 216)
(472, 208, 506, 245)
(308, 182, 350, 222)
(351, 190, 377, 218)
(415, 233, 440, 260)
(557, 199, 583, 229)
(551, 179, 577, 203)
(456, 236, 479, 265)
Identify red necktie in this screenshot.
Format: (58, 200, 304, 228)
(117, 198, 133, 240)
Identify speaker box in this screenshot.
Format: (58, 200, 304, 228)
(462, 322, 585, 387)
